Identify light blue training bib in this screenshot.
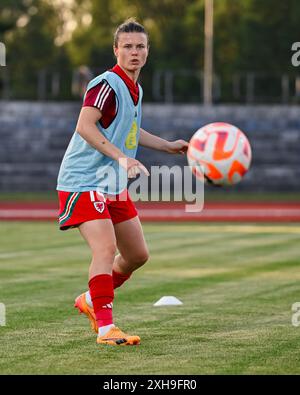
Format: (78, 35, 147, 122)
(57, 70, 143, 194)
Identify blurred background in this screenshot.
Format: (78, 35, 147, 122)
(2, 2, 300, 377)
(0, 0, 300, 200)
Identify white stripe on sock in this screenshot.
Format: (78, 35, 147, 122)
(98, 324, 115, 337)
(85, 291, 93, 307)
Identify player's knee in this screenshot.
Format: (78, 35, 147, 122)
(93, 242, 117, 260)
(133, 249, 149, 267)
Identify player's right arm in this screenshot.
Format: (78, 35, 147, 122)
(76, 106, 125, 161)
(76, 107, 148, 178)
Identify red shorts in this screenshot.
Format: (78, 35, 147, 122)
(58, 189, 138, 230)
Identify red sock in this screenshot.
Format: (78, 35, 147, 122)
(113, 270, 132, 289)
(88, 274, 114, 328)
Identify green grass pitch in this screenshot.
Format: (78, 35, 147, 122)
(0, 221, 300, 374)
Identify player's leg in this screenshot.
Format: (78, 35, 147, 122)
(81, 193, 149, 293)
(79, 218, 115, 278)
(74, 190, 145, 339)
(78, 218, 140, 345)
(109, 189, 149, 288)
(112, 216, 149, 289)
(76, 216, 148, 332)
(78, 218, 116, 336)
(77, 215, 148, 296)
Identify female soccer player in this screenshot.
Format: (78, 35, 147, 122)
(57, 19, 188, 346)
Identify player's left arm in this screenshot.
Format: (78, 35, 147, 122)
(139, 128, 189, 154)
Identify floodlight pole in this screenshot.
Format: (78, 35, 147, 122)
(204, 0, 214, 106)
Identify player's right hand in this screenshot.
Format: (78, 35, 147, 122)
(119, 157, 150, 178)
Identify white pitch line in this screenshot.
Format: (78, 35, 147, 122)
(0, 251, 32, 259)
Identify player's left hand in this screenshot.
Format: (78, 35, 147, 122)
(166, 140, 189, 155)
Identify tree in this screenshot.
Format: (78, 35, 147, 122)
(1, 0, 71, 99)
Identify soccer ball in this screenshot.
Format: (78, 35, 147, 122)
(187, 122, 252, 186)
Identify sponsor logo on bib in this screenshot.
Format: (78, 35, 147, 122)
(125, 120, 138, 149)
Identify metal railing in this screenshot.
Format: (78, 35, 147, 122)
(1, 66, 300, 103)
(152, 70, 300, 104)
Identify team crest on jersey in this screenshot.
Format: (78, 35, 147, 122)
(94, 201, 105, 213)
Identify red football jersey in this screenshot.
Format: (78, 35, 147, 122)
(83, 64, 139, 129)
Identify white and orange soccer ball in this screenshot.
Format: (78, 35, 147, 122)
(187, 122, 252, 186)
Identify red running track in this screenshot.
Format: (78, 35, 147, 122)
(0, 201, 300, 222)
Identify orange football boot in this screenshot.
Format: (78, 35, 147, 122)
(74, 293, 98, 333)
(97, 326, 141, 346)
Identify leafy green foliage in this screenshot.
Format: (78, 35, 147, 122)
(1, 0, 300, 100)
